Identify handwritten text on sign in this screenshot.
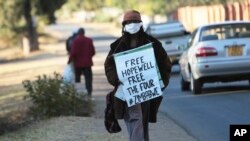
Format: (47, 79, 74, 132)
(114, 44, 162, 107)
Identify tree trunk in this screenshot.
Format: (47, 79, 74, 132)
(23, 0, 39, 51)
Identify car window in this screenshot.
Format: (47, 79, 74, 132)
(188, 29, 198, 47)
(200, 23, 250, 41)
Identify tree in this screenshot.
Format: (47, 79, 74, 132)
(0, 0, 67, 51)
(23, 0, 39, 51)
(24, 0, 67, 51)
(35, 0, 67, 24)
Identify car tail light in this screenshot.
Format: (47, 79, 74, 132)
(195, 47, 218, 57)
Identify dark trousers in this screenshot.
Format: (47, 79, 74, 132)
(74, 67, 93, 96)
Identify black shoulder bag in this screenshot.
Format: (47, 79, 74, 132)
(104, 89, 121, 133)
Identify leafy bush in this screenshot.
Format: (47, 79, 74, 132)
(22, 72, 93, 119)
(92, 11, 114, 22)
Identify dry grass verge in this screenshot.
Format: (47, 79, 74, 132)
(0, 116, 127, 141)
(0, 83, 32, 135)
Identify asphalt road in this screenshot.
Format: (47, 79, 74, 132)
(160, 65, 250, 141)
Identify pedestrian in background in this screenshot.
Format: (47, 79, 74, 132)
(68, 28, 95, 97)
(66, 29, 78, 54)
(104, 10, 172, 141)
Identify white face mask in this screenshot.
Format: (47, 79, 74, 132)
(124, 22, 142, 34)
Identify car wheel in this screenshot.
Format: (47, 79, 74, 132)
(190, 73, 202, 94)
(181, 76, 190, 91)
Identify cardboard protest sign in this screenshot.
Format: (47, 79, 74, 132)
(114, 43, 162, 107)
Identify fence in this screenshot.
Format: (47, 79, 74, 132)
(169, 0, 250, 31)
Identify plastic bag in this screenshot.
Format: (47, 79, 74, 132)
(63, 63, 75, 84)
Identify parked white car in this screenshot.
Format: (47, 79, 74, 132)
(179, 21, 250, 94)
(146, 22, 190, 64)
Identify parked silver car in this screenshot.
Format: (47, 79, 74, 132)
(145, 22, 190, 64)
(179, 21, 250, 94)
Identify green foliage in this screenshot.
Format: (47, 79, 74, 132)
(64, 0, 103, 12)
(0, 0, 24, 40)
(34, 0, 67, 24)
(93, 11, 115, 22)
(22, 72, 93, 119)
(0, 0, 67, 47)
